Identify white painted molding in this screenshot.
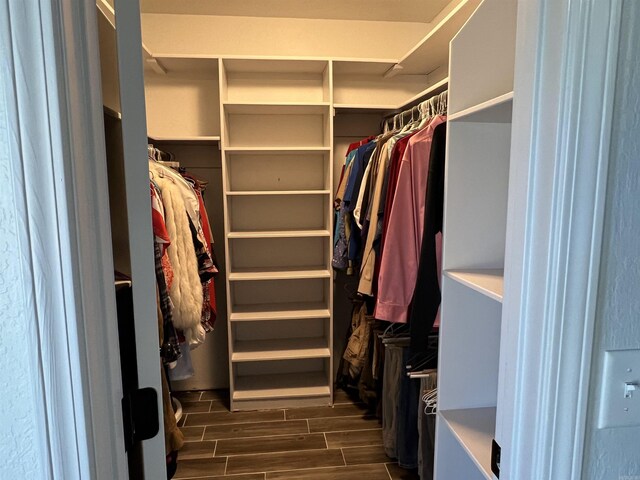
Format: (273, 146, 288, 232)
(113, 0, 167, 475)
(500, 0, 623, 478)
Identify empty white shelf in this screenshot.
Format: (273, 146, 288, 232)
(448, 92, 514, 123)
(226, 190, 331, 196)
(224, 146, 331, 154)
(439, 407, 496, 480)
(148, 135, 221, 144)
(444, 269, 504, 302)
(333, 103, 397, 112)
(232, 337, 330, 362)
(228, 229, 331, 239)
(230, 302, 331, 322)
(233, 372, 330, 401)
(229, 267, 331, 281)
(223, 102, 330, 115)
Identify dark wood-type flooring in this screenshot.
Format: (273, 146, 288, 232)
(173, 389, 419, 480)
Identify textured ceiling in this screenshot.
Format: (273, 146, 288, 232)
(138, 0, 451, 23)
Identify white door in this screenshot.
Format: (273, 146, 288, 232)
(105, 0, 166, 477)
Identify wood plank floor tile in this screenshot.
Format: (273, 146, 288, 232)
(179, 440, 217, 460)
(210, 400, 230, 412)
(185, 410, 284, 427)
(204, 420, 308, 441)
(266, 463, 391, 480)
(342, 445, 390, 465)
(185, 475, 265, 480)
(308, 415, 380, 433)
(180, 426, 205, 442)
(182, 400, 213, 413)
(226, 449, 344, 475)
(174, 457, 227, 478)
(216, 433, 326, 457)
(332, 388, 361, 405)
(285, 403, 369, 420)
(174, 391, 203, 402)
(324, 429, 383, 448)
(201, 390, 228, 401)
(385, 463, 420, 480)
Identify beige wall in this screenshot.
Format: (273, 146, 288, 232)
(141, 14, 429, 60)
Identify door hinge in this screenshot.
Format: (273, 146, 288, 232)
(122, 387, 160, 451)
(491, 439, 501, 478)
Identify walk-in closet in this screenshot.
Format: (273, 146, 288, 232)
(95, 0, 563, 479)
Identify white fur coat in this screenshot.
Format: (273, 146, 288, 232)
(151, 164, 204, 344)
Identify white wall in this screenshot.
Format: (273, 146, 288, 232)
(582, 2, 640, 478)
(0, 51, 47, 480)
(141, 14, 429, 59)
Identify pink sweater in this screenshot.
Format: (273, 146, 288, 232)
(374, 115, 446, 323)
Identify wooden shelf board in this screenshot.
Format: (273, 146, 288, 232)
(230, 303, 331, 322)
(233, 372, 330, 401)
(228, 229, 331, 239)
(226, 190, 331, 196)
(398, 0, 482, 75)
(439, 407, 496, 480)
(223, 102, 330, 115)
(148, 135, 220, 145)
(448, 92, 514, 123)
(229, 267, 331, 281)
(224, 147, 331, 154)
(231, 337, 330, 362)
(444, 269, 504, 302)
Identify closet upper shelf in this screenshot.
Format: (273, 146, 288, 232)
(222, 103, 330, 114)
(439, 407, 496, 480)
(148, 135, 221, 145)
(396, 0, 483, 75)
(444, 269, 504, 303)
(448, 92, 513, 123)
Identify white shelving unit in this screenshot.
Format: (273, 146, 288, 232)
(219, 58, 334, 410)
(435, 0, 517, 479)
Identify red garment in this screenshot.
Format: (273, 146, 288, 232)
(151, 182, 174, 288)
(196, 191, 217, 326)
(347, 135, 376, 154)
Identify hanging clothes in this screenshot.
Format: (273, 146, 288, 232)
(374, 115, 447, 323)
(408, 122, 447, 354)
(149, 160, 205, 346)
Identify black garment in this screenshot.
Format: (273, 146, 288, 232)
(409, 122, 447, 355)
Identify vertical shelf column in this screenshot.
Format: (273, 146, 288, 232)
(219, 58, 334, 410)
(435, 0, 517, 479)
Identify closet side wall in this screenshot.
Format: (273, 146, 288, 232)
(583, 3, 640, 477)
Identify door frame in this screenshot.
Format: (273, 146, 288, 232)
(4, 0, 623, 477)
(502, 0, 622, 478)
